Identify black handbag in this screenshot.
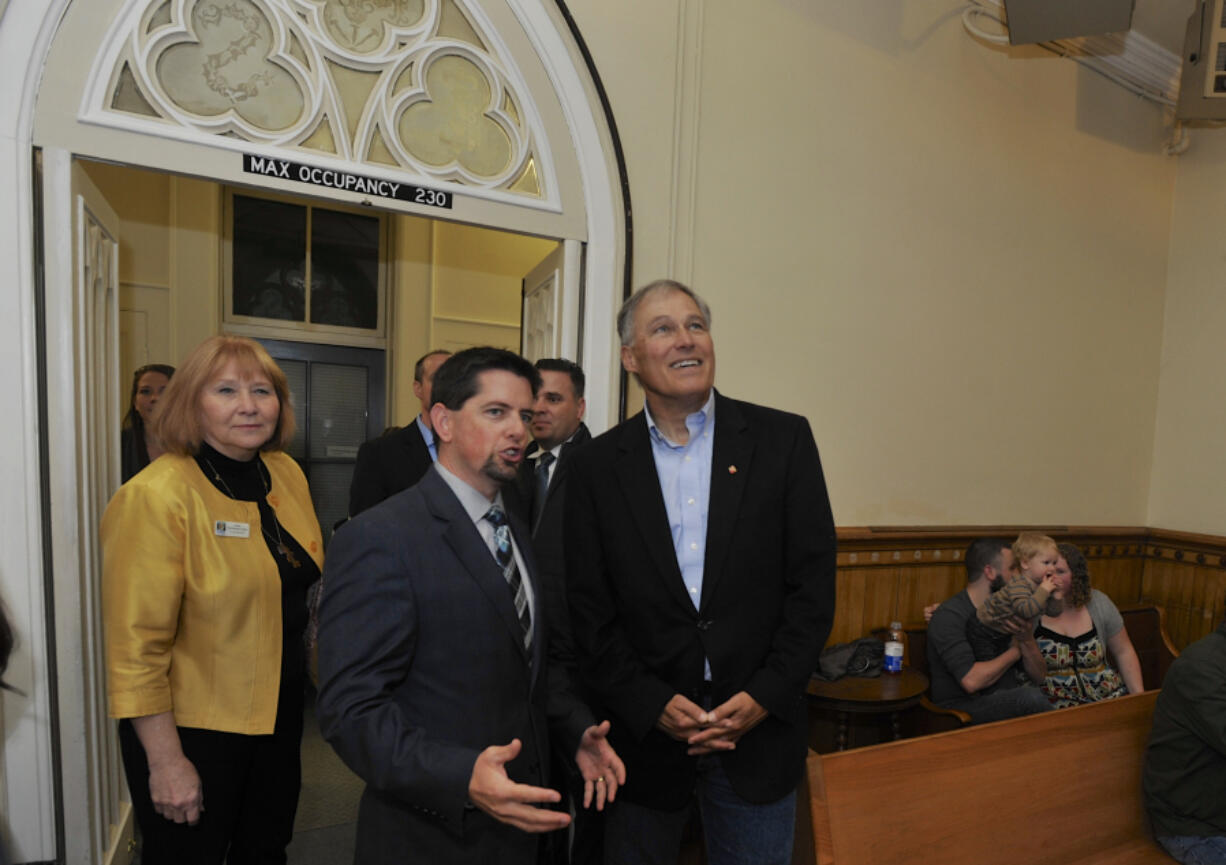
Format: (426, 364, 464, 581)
(813, 637, 885, 681)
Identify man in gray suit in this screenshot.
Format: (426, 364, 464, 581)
(317, 347, 625, 865)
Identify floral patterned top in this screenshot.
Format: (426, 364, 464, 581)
(1035, 622, 1127, 708)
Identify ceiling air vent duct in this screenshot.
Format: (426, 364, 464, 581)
(1001, 0, 1134, 45)
(1177, 0, 1226, 121)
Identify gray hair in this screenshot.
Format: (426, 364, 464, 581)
(616, 279, 713, 347)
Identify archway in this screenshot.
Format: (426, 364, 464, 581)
(0, 1, 626, 859)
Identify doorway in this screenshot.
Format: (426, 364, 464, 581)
(13, 2, 627, 860)
(258, 339, 385, 541)
(64, 154, 571, 864)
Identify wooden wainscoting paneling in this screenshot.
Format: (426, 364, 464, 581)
(1143, 529, 1226, 650)
(829, 526, 1214, 649)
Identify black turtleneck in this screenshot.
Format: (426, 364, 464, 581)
(194, 441, 320, 704)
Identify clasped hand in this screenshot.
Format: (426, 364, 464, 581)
(657, 691, 767, 756)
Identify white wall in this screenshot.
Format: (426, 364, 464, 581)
(1148, 131, 1226, 535)
(570, 0, 1176, 526)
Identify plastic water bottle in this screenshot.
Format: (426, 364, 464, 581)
(883, 621, 905, 674)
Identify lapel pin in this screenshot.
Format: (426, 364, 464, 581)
(728, 465, 737, 474)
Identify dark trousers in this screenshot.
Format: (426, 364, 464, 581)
(119, 698, 303, 865)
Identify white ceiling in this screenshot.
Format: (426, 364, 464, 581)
(1133, 0, 1197, 53)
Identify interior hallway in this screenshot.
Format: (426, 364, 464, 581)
(286, 696, 362, 864)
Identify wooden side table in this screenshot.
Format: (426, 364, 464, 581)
(806, 668, 929, 750)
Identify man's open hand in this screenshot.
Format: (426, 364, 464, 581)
(468, 739, 569, 833)
(574, 720, 627, 810)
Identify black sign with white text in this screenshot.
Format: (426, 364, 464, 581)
(242, 154, 453, 209)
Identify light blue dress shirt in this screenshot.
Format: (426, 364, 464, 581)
(416, 414, 438, 463)
(645, 391, 715, 678)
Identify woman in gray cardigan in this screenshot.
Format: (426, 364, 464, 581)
(1033, 542, 1144, 707)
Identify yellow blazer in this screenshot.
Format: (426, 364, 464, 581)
(102, 451, 324, 735)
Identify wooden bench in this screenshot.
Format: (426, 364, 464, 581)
(881, 603, 1179, 734)
(803, 690, 1170, 864)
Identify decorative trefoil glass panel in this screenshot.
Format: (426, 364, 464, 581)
(93, 0, 550, 200)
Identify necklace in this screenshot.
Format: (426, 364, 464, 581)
(203, 457, 302, 569)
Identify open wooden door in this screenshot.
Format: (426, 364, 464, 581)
(521, 238, 583, 363)
(42, 149, 135, 865)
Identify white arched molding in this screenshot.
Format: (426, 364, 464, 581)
(34, 0, 600, 241)
(5, 0, 625, 859)
(35, 0, 623, 422)
(81, 0, 562, 209)
(36, 0, 624, 422)
(0, 0, 78, 857)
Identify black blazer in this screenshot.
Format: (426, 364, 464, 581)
(565, 393, 836, 809)
(507, 423, 592, 671)
(317, 468, 592, 865)
(348, 420, 434, 517)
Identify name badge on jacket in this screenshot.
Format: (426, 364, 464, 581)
(214, 520, 251, 538)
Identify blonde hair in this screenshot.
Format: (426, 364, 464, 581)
(1013, 532, 1057, 568)
(154, 335, 295, 455)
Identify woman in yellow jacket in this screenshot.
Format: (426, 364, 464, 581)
(102, 335, 323, 864)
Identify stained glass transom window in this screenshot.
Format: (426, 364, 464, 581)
(95, 0, 546, 198)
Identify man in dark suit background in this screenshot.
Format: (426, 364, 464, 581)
(512, 359, 591, 654)
(520, 358, 590, 534)
(347, 348, 450, 516)
(509, 358, 599, 864)
(317, 347, 625, 865)
(566, 280, 837, 865)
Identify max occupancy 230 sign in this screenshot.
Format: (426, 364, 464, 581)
(243, 154, 452, 210)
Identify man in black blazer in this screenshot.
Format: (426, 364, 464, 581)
(509, 358, 599, 864)
(318, 347, 625, 865)
(347, 349, 450, 516)
(566, 281, 836, 865)
(511, 358, 590, 653)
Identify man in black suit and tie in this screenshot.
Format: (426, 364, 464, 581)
(513, 358, 591, 654)
(566, 280, 836, 865)
(521, 359, 590, 533)
(509, 358, 600, 864)
(317, 347, 625, 865)
(347, 348, 450, 516)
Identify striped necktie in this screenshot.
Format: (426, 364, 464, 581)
(484, 505, 532, 651)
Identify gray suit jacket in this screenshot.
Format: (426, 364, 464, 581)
(317, 467, 592, 865)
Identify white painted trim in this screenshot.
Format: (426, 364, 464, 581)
(77, 0, 565, 211)
(558, 237, 582, 362)
(0, 0, 75, 857)
(506, 2, 623, 433)
(433, 313, 521, 328)
(43, 145, 100, 865)
(668, 0, 703, 285)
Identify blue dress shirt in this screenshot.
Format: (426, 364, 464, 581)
(645, 392, 715, 676)
(416, 414, 438, 463)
